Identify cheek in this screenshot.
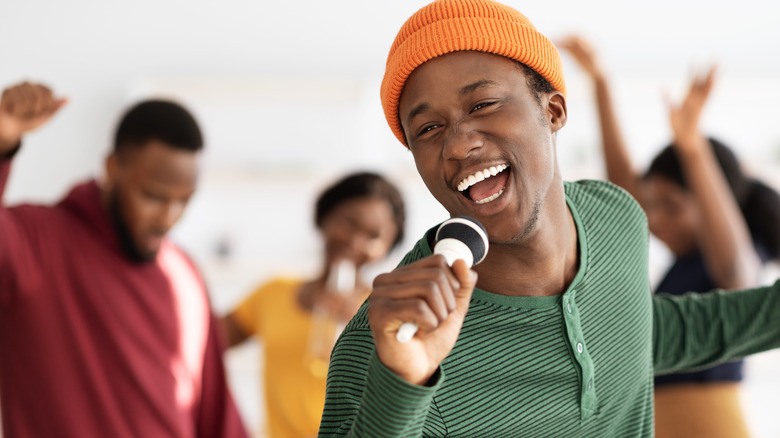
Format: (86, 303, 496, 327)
(645, 205, 674, 235)
(365, 238, 393, 262)
(413, 154, 440, 185)
(412, 155, 457, 211)
(117, 190, 140, 226)
(678, 207, 702, 237)
(523, 149, 555, 186)
(125, 196, 160, 232)
(650, 207, 698, 251)
(322, 223, 350, 250)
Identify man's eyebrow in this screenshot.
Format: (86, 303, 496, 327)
(406, 103, 430, 126)
(405, 80, 500, 125)
(459, 79, 500, 96)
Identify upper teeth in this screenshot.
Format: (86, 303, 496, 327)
(457, 164, 508, 192)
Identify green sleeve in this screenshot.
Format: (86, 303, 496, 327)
(653, 279, 780, 375)
(318, 326, 443, 437)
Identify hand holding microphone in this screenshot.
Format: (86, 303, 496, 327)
(396, 217, 488, 342)
(368, 216, 488, 385)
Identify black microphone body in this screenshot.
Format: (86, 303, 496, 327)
(433, 216, 488, 267)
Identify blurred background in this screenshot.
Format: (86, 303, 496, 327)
(2, 0, 779, 436)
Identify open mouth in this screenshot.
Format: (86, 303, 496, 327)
(457, 164, 510, 204)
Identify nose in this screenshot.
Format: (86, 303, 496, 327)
(442, 122, 483, 160)
(343, 231, 376, 267)
(347, 232, 366, 257)
(158, 201, 186, 231)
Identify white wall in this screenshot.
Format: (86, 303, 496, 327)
(2, 1, 780, 437)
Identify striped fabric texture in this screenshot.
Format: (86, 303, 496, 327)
(320, 180, 780, 437)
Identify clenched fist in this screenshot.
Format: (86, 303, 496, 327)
(369, 255, 477, 385)
(0, 82, 67, 154)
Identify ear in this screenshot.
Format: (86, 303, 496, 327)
(105, 153, 120, 190)
(546, 92, 567, 133)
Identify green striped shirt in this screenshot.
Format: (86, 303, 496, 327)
(320, 180, 780, 437)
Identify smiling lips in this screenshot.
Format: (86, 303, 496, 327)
(457, 164, 510, 204)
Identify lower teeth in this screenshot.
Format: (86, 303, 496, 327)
(475, 189, 504, 204)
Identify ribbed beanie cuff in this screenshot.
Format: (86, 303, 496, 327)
(380, 0, 566, 146)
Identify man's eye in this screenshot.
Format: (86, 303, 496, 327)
(471, 101, 496, 113)
(416, 124, 440, 137)
(144, 192, 165, 202)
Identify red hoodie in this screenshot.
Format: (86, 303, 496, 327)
(0, 156, 248, 438)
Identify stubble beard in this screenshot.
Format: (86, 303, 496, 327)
(509, 194, 542, 245)
(108, 190, 156, 264)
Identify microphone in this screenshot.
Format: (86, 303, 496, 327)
(396, 216, 489, 343)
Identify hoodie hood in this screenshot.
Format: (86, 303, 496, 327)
(58, 179, 122, 254)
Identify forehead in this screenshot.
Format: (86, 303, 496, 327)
(329, 196, 393, 220)
(399, 52, 525, 106)
(328, 196, 397, 232)
(120, 139, 200, 187)
(643, 175, 688, 201)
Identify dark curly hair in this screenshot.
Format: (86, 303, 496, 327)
(315, 172, 406, 250)
(645, 138, 780, 260)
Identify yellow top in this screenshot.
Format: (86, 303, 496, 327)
(233, 277, 334, 438)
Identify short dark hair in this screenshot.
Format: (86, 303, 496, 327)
(645, 138, 780, 260)
(113, 99, 203, 153)
(315, 172, 406, 250)
(516, 62, 556, 104)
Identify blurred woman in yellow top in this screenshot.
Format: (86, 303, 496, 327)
(221, 172, 406, 438)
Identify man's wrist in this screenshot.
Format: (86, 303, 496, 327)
(675, 135, 709, 160)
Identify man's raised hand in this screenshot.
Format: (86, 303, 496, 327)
(0, 82, 67, 153)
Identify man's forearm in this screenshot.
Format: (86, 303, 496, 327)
(653, 279, 780, 375)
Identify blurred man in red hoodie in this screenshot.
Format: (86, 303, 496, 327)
(0, 81, 248, 438)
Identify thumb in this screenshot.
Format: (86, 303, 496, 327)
(450, 259, 478, 314)
(46, 97, 68, 118)
(53, 97, 68, 113)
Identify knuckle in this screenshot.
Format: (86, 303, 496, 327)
(419, 281, 444, 305)
(410, 299, 428, 316)
(435, 270, 451, 287)
(367, 294, 383, 306)
(411, 301, 437, 329)
(372, 273, 392, 287)
(422, 279, 439, 294)
(367, 299, 389, 321)
(418, 310, 439, 330)
(408, 300, 440, 327)
(432, 254, 449, 268)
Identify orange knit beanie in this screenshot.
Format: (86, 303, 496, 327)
(380, 0, 566, 146)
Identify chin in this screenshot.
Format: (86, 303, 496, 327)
(125, 244, 159, 264)
(141, 249, 160, 261)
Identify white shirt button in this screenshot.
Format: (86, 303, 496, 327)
(577, 343, 583, 353)
(567, 303, 572, 313)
